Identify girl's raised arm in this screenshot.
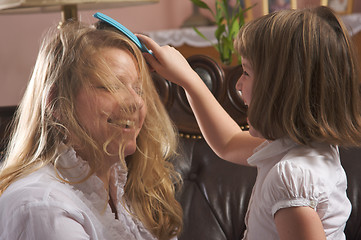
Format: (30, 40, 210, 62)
(138, 34, 263, 165)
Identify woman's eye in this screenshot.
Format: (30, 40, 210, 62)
(95, 86, 108, 91)
(133, 86, 144, 96)
(96, 85, 121, 91)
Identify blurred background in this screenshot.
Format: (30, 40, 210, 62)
(1, 0, 360, 106)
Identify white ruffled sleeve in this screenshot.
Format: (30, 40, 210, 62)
(262, 160, 329, 217)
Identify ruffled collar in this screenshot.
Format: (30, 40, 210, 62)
(247, 138, 298, 167)
(55, 144, 157, 240)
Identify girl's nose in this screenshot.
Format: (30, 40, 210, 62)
(235, 76, 243, 91)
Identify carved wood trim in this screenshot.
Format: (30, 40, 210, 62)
(151, 54, 248, 136)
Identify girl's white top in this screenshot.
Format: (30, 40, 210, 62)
(0, 144, 166, 240)
(242, 138, 351, 240)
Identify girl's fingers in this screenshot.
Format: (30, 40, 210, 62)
(137, 34, 161, 56)
(136, 34, 164, 67)
(136, 34, 154, 47)
(137, 34, 195, 85)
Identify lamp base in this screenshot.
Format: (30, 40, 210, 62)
(61, 4, 77, 22)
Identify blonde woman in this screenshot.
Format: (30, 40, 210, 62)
(0, 20, 182, 240)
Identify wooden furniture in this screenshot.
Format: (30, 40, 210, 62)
(152, 54, 247, 136)
(176, 44, 240, 66)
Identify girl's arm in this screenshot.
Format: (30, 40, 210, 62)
(275, 206, 326, 240)
(138, 35, 263, 165)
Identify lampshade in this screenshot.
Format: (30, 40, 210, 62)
(0, 0, 158, 22)
(0, 0, 158, 14)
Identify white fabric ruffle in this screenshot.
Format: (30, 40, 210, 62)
(56, 144, 157, 240)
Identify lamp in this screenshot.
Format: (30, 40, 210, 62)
(0, 0, 158, 22)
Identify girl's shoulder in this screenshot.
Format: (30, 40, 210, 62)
(269, 142, 342, 186)
(284, 142, 339, 161)
(262, 142, 347, 213)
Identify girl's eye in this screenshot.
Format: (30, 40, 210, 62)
(243, 71, 249, 77)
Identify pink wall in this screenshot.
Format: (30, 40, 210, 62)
(0, 0, 360, 106)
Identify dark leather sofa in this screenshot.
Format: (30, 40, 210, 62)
(1, 55, 361, 239)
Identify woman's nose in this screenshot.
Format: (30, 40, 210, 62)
(122, 88, 144, 112)
(133, 93, 144, 110)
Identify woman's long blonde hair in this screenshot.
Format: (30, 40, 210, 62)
(0, 21, 182, 239)
(235, 6, 361, 146)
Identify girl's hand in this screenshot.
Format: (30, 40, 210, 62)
(136, 34, 200, 90)
(137, 35, 263, 166)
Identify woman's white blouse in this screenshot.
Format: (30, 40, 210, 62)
(0, 144, 161, 240)
(242, 138, 351, 240)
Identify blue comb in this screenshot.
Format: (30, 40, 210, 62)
(93, 12, 153, 55)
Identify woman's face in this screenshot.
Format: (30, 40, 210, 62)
(74, 47, 147, 163)
(236, 57, 262, 138)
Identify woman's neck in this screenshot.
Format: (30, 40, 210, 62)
(96, 165, 120, 220)
(96, 167, 111, 191)
(95, 154, 122, 192)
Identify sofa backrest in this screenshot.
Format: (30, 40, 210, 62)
(339, 147, 361, 239)
(0, 106, 15, 160)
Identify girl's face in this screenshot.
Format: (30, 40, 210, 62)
(236, 57, 262, 138)
(236, 57, 253, 107)
(73, 47, 147, 164)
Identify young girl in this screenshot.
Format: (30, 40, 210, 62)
(0, 21, 182, 239)
(138, 6, 361, 240)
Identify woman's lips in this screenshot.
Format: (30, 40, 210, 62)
(107, 118, 135, 129)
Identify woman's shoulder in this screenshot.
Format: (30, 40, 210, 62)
(0, 165, 102, 240)
(0, 165, 80, 213)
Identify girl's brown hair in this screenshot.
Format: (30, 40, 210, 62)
(235, 6, 361, 146)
